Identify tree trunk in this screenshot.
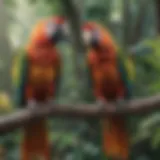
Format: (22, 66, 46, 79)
(61, 0, 87, 101)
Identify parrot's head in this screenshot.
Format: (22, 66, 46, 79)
(45, 16, 69, 43)
(83, 22, 117, 61)
(82, 22, 100, 48)
(28, 16, 69, 53)
(28, 17, 66, 45)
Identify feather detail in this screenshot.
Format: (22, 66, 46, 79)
(13, 51, 28, 106)
(117, 51, 135, 99)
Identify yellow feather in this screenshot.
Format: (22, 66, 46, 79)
(124, 58, 135, 81)
(12, 50, 25, 87)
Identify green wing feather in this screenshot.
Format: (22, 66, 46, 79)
(117, 50, 135, 99)
(12, 50, 28, 107)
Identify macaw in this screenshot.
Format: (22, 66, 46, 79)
(82, 22, 135, 160)
(13, 16, 67, 160)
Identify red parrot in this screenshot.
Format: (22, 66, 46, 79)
(82, 22, 135, 160)
(13, 16, 66, 160)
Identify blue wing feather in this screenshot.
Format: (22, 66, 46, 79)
(117, 54, 134, 99)
(14, 53, 28, 107)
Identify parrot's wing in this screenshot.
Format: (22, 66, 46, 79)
(117, 52, 135, 99)
(13, 51, 28, 107)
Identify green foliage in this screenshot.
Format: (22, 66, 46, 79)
(4, 0, 16, 7)
(3, 0, 160, 159)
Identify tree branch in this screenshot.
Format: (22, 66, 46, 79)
(0, 94, 160, 133)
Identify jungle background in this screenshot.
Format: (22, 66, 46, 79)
(0, 0, 159, 159)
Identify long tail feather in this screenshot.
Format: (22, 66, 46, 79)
(102, 116, 129, 160)
(21, 119, 50, 160)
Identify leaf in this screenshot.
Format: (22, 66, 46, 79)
(0, 92, 12, 113)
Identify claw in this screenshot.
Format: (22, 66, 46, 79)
(116, 98, 128, 108)
(96, 99, 106, 112)
(96, 99, 105, 107)
(116, 98, 125, 105)
(114, 98, 127, 113)
(27, 99, 38, 110)
(96, 99, 116, 114)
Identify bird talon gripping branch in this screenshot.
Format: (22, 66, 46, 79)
(27, 99, 38, 110)
(96, 99, 107, 114)
(115, 98, 126, 109)
(96, 99, 106, 108)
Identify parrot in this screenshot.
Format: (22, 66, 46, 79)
(82, 21, 135, 160)
(13, 16, 67, 160)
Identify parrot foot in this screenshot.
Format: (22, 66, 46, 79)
(96, 99, 116, 113)
(96, 99, 106, 108)
(27, 99, 38, 110)
(96, 99, 111, 112)
(116, 98, 126, 106)
(114, 98, 127, 112)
